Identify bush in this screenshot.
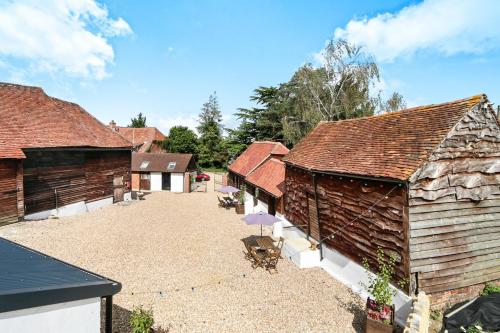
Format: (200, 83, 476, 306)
(480, 282, 500, 296)
(130, 306, 154, 333)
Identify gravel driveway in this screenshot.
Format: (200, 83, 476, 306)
(0, 189, 364, 332)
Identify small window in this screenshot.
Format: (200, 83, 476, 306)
(140, 173, 150, 180)
(140, 161, 150, 169)
(167, 162, 176, 170)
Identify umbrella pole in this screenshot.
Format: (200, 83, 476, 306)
(261, 224, 263, 236)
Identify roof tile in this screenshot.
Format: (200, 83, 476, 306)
(246, 158, 285, 197)
(228, 141, 289, 177)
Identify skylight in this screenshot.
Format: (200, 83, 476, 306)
(140, 161, 150, 169)
(167, 162, 176, 170)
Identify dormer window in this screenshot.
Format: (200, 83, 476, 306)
(140, 161, 150, 169)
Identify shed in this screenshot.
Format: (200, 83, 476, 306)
(131, 152, 197, 193)
(0, 83, 132, 225)
(0, 237, 121, 333)
(283, 95, 500, 308)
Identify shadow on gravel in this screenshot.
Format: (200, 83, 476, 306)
(334, 296, 366, 332)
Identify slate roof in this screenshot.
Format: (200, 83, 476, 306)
(115, 127, 166, 153)
(131, 152, 195, 173)
(284, 95, 487, 181)
(246, 158, 285, 198)
(0, 83, 132, 159)
(0, 237, 121, 313)
(228, 141, 289, 177)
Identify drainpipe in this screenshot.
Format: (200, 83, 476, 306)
(312, 172, 323, 261)
(105, 295, 113, 333)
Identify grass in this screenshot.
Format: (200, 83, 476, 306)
(201, 167, 227, 173)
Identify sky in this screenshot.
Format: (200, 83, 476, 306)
(1, 0, 500, 134)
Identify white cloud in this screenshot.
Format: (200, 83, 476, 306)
(0, 0, 132, 80)
(158, 114, 199, 135)
(334, 0, 500, 62)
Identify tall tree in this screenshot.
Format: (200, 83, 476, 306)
(129, 112, 147, 128)
(380, 92, 407, 112)
(166, 126, 198, 155)
(197, 92, 226, 167)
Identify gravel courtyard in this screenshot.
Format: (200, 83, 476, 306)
(0, 184, 364, 332)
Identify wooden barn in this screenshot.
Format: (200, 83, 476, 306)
(282, 95, 500, 307)
(0, 83, 132, 225)
(109, 121, 167, 153)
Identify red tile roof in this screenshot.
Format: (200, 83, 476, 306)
(228, 141, 289, 177)
(284, 95, 487, 181)
(131, 153, 195, 173)
(246, 158, 285, 197)
(0, 83, 132, 159)
(115, 127, 166, 153)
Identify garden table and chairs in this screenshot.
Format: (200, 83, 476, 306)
(241, 235, 284, 273)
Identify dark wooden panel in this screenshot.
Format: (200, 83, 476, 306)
(308, 196, 320, 240)
(0, 160, 19, 225)
(86, 151, 130, 203)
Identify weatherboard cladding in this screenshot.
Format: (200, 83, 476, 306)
(131, 152, 194, 173)
(0, 237, 121, 313)
(283, 95, 485, 181)
(0, 83, 131, 159)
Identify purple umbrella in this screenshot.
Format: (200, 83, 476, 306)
(218, 186, 240, 193)
(241, 211, 281, 236)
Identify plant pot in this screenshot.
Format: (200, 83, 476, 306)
(365, 298, 394, 333)
(235, 203, 245, 214)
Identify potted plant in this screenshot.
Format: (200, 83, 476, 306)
(235, 185, 245, 214)
(361, 248, 406, 333)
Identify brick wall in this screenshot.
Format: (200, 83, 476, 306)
(131, 172, 140, 191)
(429, 280, 500, 310)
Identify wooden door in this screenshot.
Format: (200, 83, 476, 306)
(139, 173, 150, 191)
(113, 175, 124, 202)
(308, 195, 320, 240)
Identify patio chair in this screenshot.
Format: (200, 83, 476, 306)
(250, 247, 267, 269)
(217, 196, 228, 208)
(264, 237, 284, 274)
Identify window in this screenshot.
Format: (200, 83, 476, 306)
(140, 161, 150, 169)
(167, 162, 176, 170)
(140, 173, 150, 180)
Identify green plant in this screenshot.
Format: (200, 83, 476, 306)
(430, 309, 441, 321)
(130, 306, 154, 333)
(480, 282, 500, 296)
(361, 247, 406, 308)
(237, 185, 246, 204)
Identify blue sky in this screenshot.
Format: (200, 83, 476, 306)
(1, 0, 500, 134)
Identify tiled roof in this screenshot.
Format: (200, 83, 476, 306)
(246, 158, 285, 197)
(131, 153, 195, 173)
(284, 95, 486, 181)
(0, 83, 132, 159)
(115, 127, 166, 153)
(228, 141, 289, 177)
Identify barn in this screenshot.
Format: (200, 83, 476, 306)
(131, 153, 197, 193)
(0, 83, 132, 225)
(109, 121, 167, 153)
(282, 95, 500, 309)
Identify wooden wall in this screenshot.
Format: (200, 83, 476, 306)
(23, 150, 130, 215)
(285, 166, 409, 283)
(408, 104, 500, 296)
(0, 159, 20, 226)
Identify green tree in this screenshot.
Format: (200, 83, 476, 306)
(129, 112, 147, 128)
(380, 92, 407, 112)
(197, 92, 227, 167)
(167, 126, 198, 155)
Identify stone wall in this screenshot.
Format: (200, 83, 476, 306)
(403, 292, 430, 333)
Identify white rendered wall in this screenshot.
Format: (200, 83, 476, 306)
(0, 298, 100, 333)
(24, 197, 113, 220)
(150, 172, 163, 191)
(170, 173, 184, 193)
(244, 192, 254, 215)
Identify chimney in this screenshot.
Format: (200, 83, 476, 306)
(109, 120, 117, 131)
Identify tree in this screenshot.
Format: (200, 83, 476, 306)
(166, 126, 198, 155)
(197, 92, 227, 167)
(129, 112, 147, 128)
(380, 92, 407, 113)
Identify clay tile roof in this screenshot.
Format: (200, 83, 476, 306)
(115, 127, 166, 153)
(228, 141, 289, 177)
(131, 153, 195, 173)
(283, 95, 486, 181)
(0, 83, 132, 159)
(246, 158, 285, 197)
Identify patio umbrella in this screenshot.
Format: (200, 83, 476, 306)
(217, 186, 240, 193)
(241, 211, 281, 236)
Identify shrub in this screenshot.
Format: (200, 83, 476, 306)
(480, 282, 500, 296)
(361, 247, 406, 308)
(130, 306, 154, 333)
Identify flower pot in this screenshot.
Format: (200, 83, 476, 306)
(235, 203, 245, 214)
(365, 298, 394, 333)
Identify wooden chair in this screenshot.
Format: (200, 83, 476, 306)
(250, 247, 267, 269)
(264, 237, 284, 274)
(217, 196, 227, 208)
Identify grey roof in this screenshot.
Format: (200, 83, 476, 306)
(0, 237, 121, 312)
(131, 152, 196, 173)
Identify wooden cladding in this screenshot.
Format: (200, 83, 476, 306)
(0, 160, 19, 225)
(409, 105, 500, 294)
(23, 150, 130, 215)
(285, 167, 408, 283)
